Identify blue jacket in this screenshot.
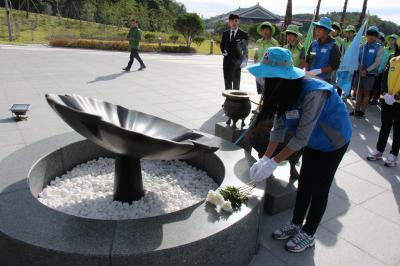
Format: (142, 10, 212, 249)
(283, 78, 352, 152)
(359, 42, 381, 73)
(310, 39, 336, 80)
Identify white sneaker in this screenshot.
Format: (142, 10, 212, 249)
(286, 230, 315, 253)
(384, 154, 397, 167)
(367, 150, 383, 161)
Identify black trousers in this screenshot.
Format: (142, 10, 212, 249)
(292, 143, 349, 236)
(377, 101, 400, 157)
(223, 57, 241, 90)
(127, 48, 145, 70)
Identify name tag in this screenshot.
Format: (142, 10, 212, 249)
(321, 48, 328, 53)
(369, 49, 375, 53)
(286, 110, 300, 120)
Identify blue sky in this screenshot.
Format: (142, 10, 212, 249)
(180, 0, 400, 25)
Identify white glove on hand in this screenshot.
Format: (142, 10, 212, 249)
(384, 93, 395, 105)
(222, 50, 228, 56)
(250, 156, 270, 180)
(251, 158, 278, 183)
(307, 69, 322, 76)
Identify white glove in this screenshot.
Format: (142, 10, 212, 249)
(250, 156, 270, 179)
(251, 158, 278, 183)
(384, 93, 395, 105)
(307, 69, 322, 76)
(222, 50, 228, 56)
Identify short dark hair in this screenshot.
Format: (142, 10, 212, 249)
(229, 14, 240, 21)
(131, 19, 138, 23)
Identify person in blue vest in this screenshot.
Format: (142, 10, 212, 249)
(305, 17, 341, 84)
(350, 26, 383, 118)
(247, 47, 352, 253)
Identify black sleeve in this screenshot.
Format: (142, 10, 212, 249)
(330, 43, 341, 71)
(381, 66, 389, 94)
(220, 31, 227, 53)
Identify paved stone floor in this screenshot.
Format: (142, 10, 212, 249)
(1, 45, 400, 266)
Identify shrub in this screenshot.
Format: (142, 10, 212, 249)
(161, 45, 196, 53)
(49, 39, 196, 54)
(169, 34, 180, 44)
(144, 33, 157, 43)
(193, 36, 206, 46)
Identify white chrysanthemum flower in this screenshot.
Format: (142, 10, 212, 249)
(221, 201, 233, 213)
(206, 190, 224, 207)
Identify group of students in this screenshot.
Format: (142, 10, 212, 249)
(221, 13, 400, 254)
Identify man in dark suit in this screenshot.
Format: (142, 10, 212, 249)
(220, 14, 249, 90)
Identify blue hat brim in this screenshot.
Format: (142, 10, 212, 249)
(312, 22, 335, 32)
(247, 63, 305, 80)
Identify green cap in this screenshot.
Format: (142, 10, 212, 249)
(344, 25, 356, 33)
(257, 21, 276, 36)
(332, 22, 342, 33)
(283, 24, 303, 38)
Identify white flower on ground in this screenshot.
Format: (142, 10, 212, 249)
(221, 201, 233, 213)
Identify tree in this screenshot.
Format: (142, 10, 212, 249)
(284, 0, 292, 28)
(340, 0, 348, 27)
(358, 0, 368, 29)
(174, 13, 204, 47)
(315, 0, 322, 20)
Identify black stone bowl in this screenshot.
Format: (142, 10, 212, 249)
(0, 132, 266, 266)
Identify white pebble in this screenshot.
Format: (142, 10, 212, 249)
(38, 158, 217, 220)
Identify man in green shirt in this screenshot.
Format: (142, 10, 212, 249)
(283, 24, 305, 68)
(254, 21, 279, 93)
(123, 19, 146, 71)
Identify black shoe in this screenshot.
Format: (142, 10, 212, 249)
(349, 110, 356, 116)
(356, 111, 365, 118)
(138, 65, 146, 71)
(122, 67, 130, 72)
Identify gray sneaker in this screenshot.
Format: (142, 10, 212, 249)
(286, 230, 315, 253)
(384, 154, 398, 167)
(367, 150, 383, 161)
(272, 222, 301, 240)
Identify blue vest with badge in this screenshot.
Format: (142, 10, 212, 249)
(283, 78, 352, 152)
(310, 39, 336, 80)
(360, 42, 380, 74)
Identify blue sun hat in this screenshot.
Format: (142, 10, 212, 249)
(247, 47, 305, 79)
(312, 17, 335, 32)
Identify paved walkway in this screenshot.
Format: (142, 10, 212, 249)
(1, 45, 399, 266)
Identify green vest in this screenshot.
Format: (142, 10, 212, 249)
(284, 42, 303, 67)
(334, 36, 344, 48)
(344, 38, 353, 52)
(255, 37, 279, 59)
(127, 27, 142, 49)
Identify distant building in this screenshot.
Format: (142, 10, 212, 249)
(208, 3, 302, 28)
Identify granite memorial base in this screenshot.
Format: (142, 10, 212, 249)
(0, 132, 266, 266)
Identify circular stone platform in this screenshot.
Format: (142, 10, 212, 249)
(0, 132, 266, 266)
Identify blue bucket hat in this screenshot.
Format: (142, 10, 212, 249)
(312, 17, 335, 32)
(247, 47, 305, 80)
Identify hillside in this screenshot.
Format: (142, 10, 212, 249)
(0, 7, 174, 43)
